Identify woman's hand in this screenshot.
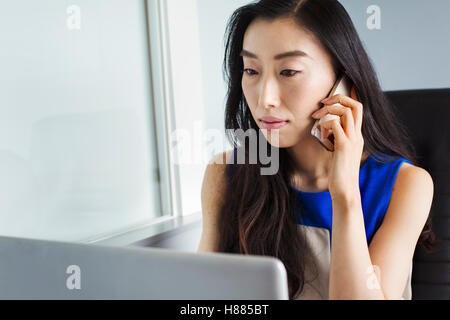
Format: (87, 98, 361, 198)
(311, 86, 364, 204)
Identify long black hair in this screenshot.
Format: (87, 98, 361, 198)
(219, 0, 438, 299)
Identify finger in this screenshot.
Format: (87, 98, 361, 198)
(313, 104, 355, 138)
(321, 118, 346, 148)
(322, 93, 363, 132)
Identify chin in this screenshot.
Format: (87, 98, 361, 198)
(261, 133, 290, 149)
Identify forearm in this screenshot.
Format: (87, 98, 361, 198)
(329, 193, 385, 300)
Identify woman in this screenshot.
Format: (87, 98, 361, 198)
(197, 0, 438, 300)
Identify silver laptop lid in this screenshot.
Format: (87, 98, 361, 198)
(0, 236, 289, 300)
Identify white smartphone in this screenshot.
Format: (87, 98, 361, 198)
(311, 74, 353, 152)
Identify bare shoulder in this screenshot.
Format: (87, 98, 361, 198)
(208, 149, 234, 165)
(202, 149, 233, 201)
(388, 161, 434, 221)
(198, 149, 233, 252)
(202, 149, 233, 203)
(395, 162, 434, 194)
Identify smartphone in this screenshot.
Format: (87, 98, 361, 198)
(311, 73, 353, 152)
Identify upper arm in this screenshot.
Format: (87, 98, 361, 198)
(197, 149, 233, 253)
(368, 162, 434, 299)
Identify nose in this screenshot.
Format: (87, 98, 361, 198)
(258, 75, 281, 109)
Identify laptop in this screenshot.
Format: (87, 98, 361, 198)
(0, 236, 289, 299)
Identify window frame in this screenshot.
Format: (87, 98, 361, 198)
(86, 0, 192, 246)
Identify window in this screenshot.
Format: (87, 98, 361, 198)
(0, 0, 170, 242)
(163, 0, 242, 216)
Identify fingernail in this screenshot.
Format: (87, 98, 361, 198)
(321, 97, 332, 103)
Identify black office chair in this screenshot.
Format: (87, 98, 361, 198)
(385, 88, 450, 300)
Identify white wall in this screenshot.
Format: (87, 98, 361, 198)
(339, 0, 450, 90)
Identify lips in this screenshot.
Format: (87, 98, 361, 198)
(260, 116, 287, 123)
(260, 117, 289, 130)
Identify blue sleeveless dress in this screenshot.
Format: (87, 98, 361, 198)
(227, 148, 413, 300)
(291, 153, 412, 246)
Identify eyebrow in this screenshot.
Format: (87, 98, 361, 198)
(240, 49, 312, 60)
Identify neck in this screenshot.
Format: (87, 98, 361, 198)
(286, 133, 368, 190)
(287, 134, 333, 185)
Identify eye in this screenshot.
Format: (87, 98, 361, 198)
(243, 68, 258, 76)
(243, 69, 301, 77)
(281, 70, 301, 77)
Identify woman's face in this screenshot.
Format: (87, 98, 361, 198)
(241, 17, 337, 147)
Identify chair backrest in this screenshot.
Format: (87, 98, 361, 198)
(385, 88, 450, 299)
